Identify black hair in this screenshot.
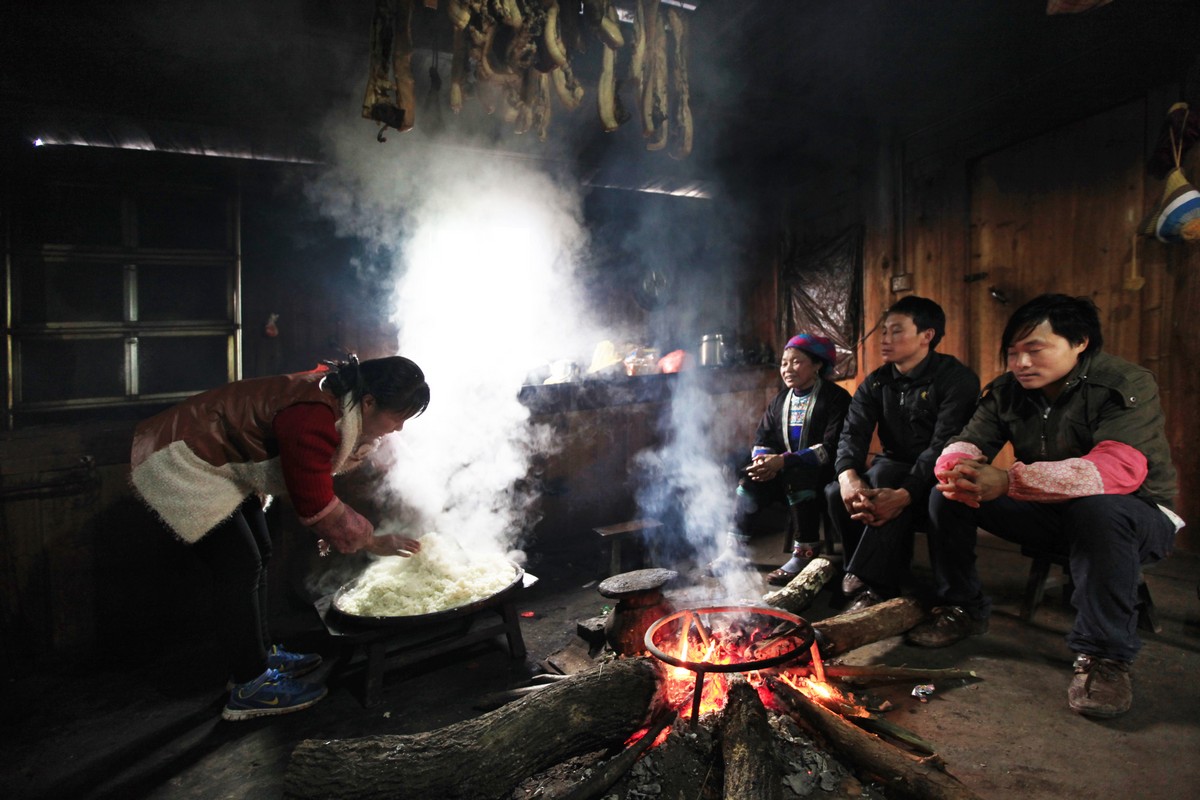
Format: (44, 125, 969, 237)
(999, 294, 1103, 361)
(323, 354, 430, 418)
(885, 295, 946, 350)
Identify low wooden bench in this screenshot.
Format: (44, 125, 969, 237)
(594, 519, 663, 576)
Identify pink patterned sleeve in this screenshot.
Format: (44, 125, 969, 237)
(1008, 440, 1147, 501)
(935, 441, 985, 475)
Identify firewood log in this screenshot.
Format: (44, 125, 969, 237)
(544, 708, 677, 800)
(767, 677, 984, 800)
(762, 557, 836, 614)
(812, 597, 928, 658)
(820, 664, 979, 687)
(283, 657, 663, 800)
(720, 675, 783, 800)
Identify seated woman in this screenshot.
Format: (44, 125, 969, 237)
(717, 334, 852, 584)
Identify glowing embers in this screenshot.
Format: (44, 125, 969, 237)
(644, 606, 815, 725)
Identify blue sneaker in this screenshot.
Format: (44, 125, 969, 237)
(222, 668, 327, 721)
(267, 644, 322, 678)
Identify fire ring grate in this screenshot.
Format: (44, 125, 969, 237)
(644, 605, 815, 725)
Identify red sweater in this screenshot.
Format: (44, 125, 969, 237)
(273, 403, 340, 518)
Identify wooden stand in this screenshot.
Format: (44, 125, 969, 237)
(594, 518, 663, 576)
(315, 594, 528, 707)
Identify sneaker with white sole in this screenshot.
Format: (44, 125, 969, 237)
(267, 644, 322, 678)
(222, 668, 327, 722)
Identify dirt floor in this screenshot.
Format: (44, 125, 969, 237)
(2, 530, 1198, 800)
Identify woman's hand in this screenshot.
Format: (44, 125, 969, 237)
(745, 453, 784, 482)
(311, 500, 374, 554)
(364, 534, 421, 558)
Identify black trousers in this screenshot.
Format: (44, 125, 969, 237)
(824, 457, 927, 595)
(927, 491, 1175, 662)
(192, 496, 273, 683)
(735, 463, 828, 545)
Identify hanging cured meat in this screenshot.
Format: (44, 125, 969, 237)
(360, 0, 694, 157)
(361, 0, 416, 135)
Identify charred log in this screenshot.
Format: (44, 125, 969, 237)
(767, 677, 984, 800)
(821, 663, 979, 687)
(720, 675, 783, 800)
(284, 657, 663, 800)
(543, 708, 677, 800)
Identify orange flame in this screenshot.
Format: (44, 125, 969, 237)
(652, 612, 869, 732)
(780, 671, 869, 717)
(657, 613, 812, 720)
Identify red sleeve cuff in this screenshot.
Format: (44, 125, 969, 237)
(935, 441, 984, 475)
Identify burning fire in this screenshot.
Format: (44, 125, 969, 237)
(778, 672, 870, 719)
(649, 607, 824, 721)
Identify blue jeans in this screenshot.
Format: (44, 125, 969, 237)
(927, 491, 1175, 662)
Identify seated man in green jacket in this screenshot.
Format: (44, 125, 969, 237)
(909, 294, 1183, 719)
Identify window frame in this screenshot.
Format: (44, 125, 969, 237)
(4, 162, 242, 428)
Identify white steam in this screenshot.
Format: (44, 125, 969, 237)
(307, 118, 601, 557)
(306, 116, 756, 596)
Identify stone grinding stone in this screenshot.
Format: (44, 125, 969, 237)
(598, 568, 679, 598)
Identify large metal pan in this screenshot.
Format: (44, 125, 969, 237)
(328, 561, 526, 629)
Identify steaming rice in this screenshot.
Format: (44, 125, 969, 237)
(334, 532, 517, 617)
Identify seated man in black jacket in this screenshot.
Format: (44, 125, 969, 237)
(827, 296, 979, 610)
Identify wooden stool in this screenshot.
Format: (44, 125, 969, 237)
(594, 519, 663, 576)
(1019, 546, 1160, 633)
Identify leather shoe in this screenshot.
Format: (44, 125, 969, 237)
(841, 572, 866, 596)
(905, 605, 988, 648)
(765, 566, 798, 586)
(845, 590, 884, 613)
(1068, 654, 1132, 718)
